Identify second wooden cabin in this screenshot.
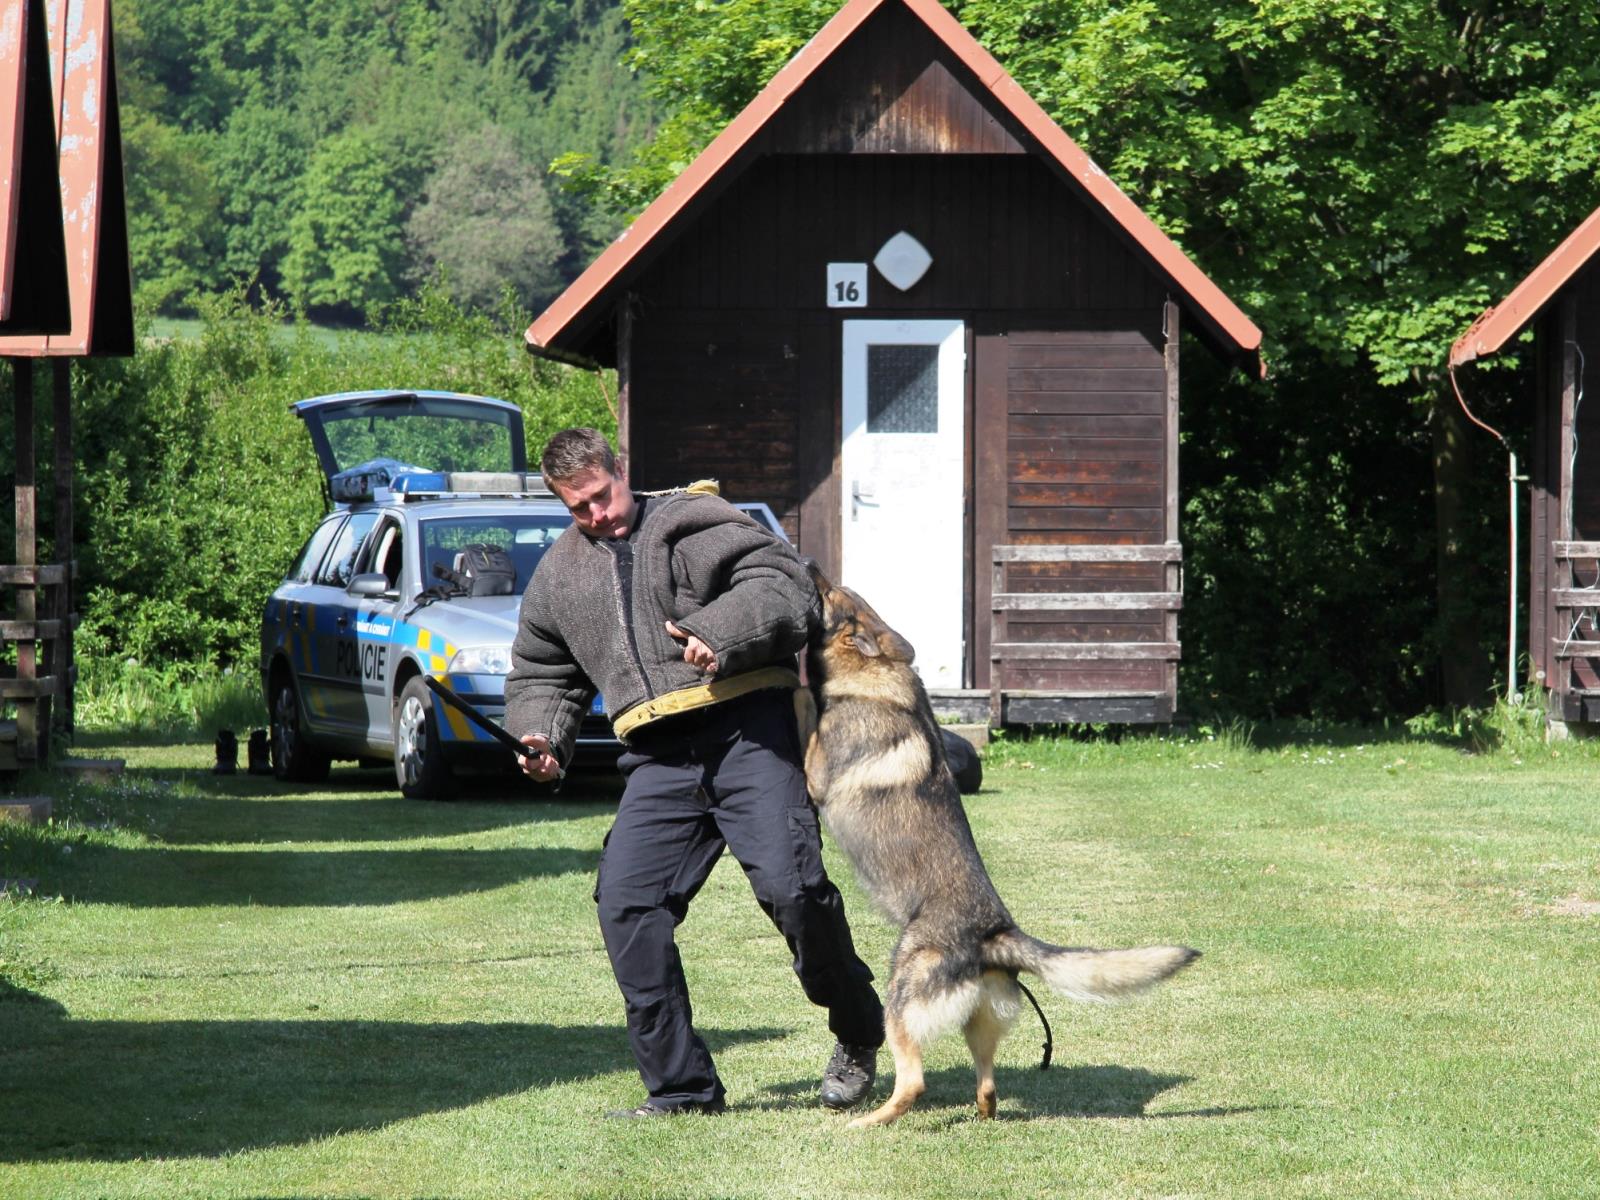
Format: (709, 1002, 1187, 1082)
(527, 0, 1263, 726)
(1453, 205, 1600, 732)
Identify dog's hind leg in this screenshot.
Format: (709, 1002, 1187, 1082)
(847, 1006, 925, 1130)
(964, 971, 1022, 1120)
(849, 950, 979, 1130)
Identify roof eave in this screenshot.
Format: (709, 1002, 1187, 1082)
(1451, 203, 1600, 367)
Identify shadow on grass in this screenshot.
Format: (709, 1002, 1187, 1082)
(50, 842, 600, 907)
(154, 784, 622, 846)
(0, 1005, 784, 1162)
(758, 1063, 1258, 1122)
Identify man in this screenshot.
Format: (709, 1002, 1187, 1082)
(505, 428, 884, 1119)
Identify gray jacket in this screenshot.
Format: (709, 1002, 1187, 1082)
(504, 490, 818, 762)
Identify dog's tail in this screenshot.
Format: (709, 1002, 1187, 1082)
(983, 929, 1198, 1003)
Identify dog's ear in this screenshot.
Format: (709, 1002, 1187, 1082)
(850, 631, 884, 657)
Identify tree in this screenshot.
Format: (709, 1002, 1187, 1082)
(406, 124, 566, 311)
(120, 107, 224, 313)
(591, 0, 1600, 712)
(283, 128, 408, 320)
(212, 101, 310, 297)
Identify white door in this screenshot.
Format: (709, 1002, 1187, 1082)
(840, 319, 966, 687)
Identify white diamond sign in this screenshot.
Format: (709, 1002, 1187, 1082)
(873, 231, 933, 291)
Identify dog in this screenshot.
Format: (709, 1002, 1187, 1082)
(799, 564, 1198, 1129)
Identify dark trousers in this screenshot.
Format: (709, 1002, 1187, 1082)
(596, 689, 884, 1108)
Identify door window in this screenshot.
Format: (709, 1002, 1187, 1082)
(316, 512, 381, 588)
(867, 344, 940, 432)
(289, 516, 346, 583)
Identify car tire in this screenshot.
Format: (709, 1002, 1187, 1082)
(270, 673, 332, 783)
(394, 675, 454, 800)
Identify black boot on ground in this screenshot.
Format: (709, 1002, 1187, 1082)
(212, 730, 238, 775)
(247, 729, 273, 775)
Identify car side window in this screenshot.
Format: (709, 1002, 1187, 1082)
(316, 511, 381, 589)
(359, 516, 405, 592)
(290, 516, 346, 583)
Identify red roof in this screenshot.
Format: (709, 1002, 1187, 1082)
(0, 0, 133, 358)
(1450, 204, 1600, 367)
(526, 0, 1263, 376)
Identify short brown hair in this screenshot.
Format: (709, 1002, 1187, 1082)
(540, 427, 617, 484)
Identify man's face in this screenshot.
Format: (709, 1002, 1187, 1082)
(551, 466, 637, 539)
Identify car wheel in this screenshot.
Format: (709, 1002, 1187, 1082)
(271, 673, 332, 783)
(394, 676, 454, 800)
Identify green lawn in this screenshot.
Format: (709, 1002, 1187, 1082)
(3, 729, 1599, 1199)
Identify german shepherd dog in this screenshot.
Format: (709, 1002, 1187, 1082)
(800, 564, 1198, 1129)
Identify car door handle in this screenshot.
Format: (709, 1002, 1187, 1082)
(335, 612, 351, 627)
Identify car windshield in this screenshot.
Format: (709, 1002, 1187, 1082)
(319, 396, 520, 475)
(420, 514, 571, 593)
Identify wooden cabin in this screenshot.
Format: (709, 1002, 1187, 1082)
(1, 0, 133, 776)
(1452, 206, 1600, 731)
(526, 0, 1263, 727)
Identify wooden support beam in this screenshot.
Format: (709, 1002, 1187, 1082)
(0, 563, 65, 584)
(992, 543, 1182, 563)
(0, 676, 57, 698)
(52, 358, 74, 733)
(1553, 541, 1600, 559)
(0, 620, 61, 640)
(1551, 589, 1600, 609)
(990, 641, 1181, 660)
(10, 357, 40, 761)
(992, 592, 1183, 611)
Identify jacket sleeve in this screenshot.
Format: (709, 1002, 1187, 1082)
(669, 510, 820, 678)
(504, 568, 593, 765)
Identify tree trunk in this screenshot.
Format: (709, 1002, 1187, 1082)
(1432, 393, 1493, 706)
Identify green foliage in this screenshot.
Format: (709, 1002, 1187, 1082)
(283, 128, 410, 318)
(114, 0, 651, 321)
(121, 107, 224, 313)
(65, 285, 611, 675)
(589, 0, 1600, 715)
(406, 125, 566, 311)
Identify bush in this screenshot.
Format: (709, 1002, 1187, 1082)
(64, 283, 611, 677)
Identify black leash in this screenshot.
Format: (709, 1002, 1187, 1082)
(1016, 980, 1053, 1070)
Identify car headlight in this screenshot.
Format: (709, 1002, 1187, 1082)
(447, 645, 513, 675)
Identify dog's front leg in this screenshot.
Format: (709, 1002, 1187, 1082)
(798, 696, 830, 803)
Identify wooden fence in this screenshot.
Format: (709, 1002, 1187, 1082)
(989, 542, 1182, 726)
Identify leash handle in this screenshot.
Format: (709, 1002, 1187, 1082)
(421, 675, 566, 781)
(1015, 980, 1053, 1070)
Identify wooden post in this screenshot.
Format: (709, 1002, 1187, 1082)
(1163, 300, 1182, 718)
(11, 357, 39, 761)
(616, 294, 633, 474)
(51, 358, 73, 733)
(1558, 296, 1578, 706)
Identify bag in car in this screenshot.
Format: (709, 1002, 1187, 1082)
(447, 543, 516, 597)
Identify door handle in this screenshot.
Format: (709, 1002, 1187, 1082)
(335, 612, 351, 627)
(851, 480, 878, 520)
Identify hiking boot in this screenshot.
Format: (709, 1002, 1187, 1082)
(820, 1041, 878, 1109)
(605, 1097, 726, 1119)
(212, 730, 238, 775)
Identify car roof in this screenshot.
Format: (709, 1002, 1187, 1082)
(290, 389, 522, 417)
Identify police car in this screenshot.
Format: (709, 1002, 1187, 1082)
(259, 390, 785, 799)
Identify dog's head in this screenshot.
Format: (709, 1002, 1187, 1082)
(807, 562, 916, 682)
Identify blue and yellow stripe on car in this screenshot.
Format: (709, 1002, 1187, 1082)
(385, 620, 499, 743)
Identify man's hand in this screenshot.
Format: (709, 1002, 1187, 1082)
(665, 621, 718, 676)
(518, 733, 562, 782)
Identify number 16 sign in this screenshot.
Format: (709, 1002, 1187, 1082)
(826, 263, 868, 308)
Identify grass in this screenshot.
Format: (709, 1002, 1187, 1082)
(3, 723, 1600, 1199)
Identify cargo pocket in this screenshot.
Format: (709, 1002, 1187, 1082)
(785, 795, 828, 890)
